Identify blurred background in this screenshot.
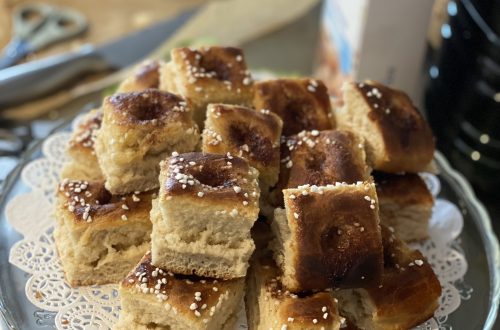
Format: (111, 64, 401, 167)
(0, 1, 498, 324)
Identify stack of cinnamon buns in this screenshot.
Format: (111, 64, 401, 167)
(54, 46, 441, 330)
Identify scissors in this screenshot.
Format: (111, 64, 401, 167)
(0, 3, 87, 70)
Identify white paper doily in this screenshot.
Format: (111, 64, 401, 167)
(5, 130, 469, 330)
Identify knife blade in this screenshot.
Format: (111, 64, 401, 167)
(0, 8, 198, 107)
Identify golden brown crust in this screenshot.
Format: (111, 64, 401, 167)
(373, 171, 433, 206)
(279, 293, 339, 328)
(161, 152, 259, 205)
(122, 252, 243, 319)
(163, 47, 254, 127)
(68, 109, 103, 155)
(251, 251, 342, 329)
(253, 79, 333, 136)
(105, 89, 192, 127)
(263, 263, 339, 327)
(364, 225, 441, 329)
(63, 109, 104, 181)
(350, 81, 435, 172)
(118, 60, 162, 92)
(274, 130, 370, 206)
(57, 179, 155, 225)
(133, 60, 161, 88)
(95, 88, 199, 195)
(283, 183, 383, 291)
(171, 47, 253, 90)
(202, 104, 283, 187)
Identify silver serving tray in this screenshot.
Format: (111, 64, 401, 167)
(0, 118, 499, 330)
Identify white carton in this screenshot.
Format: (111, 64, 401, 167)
(315, 0, 434, 106)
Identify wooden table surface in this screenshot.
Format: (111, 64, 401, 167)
(0, 0, 202, 62)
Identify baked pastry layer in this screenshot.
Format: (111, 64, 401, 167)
(117, 59, 163, 92)
(56, 47, 443, 328)
(113, 252, 244, 330)
(271, 182, 383, 292)
(336, 81, 435, 173)
(94, 89, 199, 194)
(272, 129, 370, 208)
(202, 103, 283, 188)
(151, 152, 260, 279)
(253, 78, 334, 136)
(160, 46, 254, 128)
(54, 180, 154, 286)
(374, 171, 434, 242)
(61, 108, 104, 181)
(336, 225, 441, 330)
(246, 250, 343, 330)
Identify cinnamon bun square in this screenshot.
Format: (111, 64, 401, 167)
(151, 152, 260, 279)
(54, 180, 154, 286)
(114, 252, 244, 330)
(160, 47, 254, 128)
(374, 172, 434, 242)
(202, 104, 283, 188)
(246, 251, 343, 330)
(117, 59, 163, 92)
(336, 225, 441, 330)
(94, 89, 199, 195)
(272, 129, 370, 207)
(61, 108, 104, 181)
(271, 182, 383, 292)
(253, 79, 334, 136)
(336, 81, 435, 173)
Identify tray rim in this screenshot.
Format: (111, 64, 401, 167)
(434, 152, 500, 329)
(0, 118, 73, 330)
(0, 121, 498, 329)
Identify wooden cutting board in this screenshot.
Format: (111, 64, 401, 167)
(0, 0, 202, 62)
(1, 0, 319, 121)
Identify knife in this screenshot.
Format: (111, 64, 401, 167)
(0, 8, 198, 107)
